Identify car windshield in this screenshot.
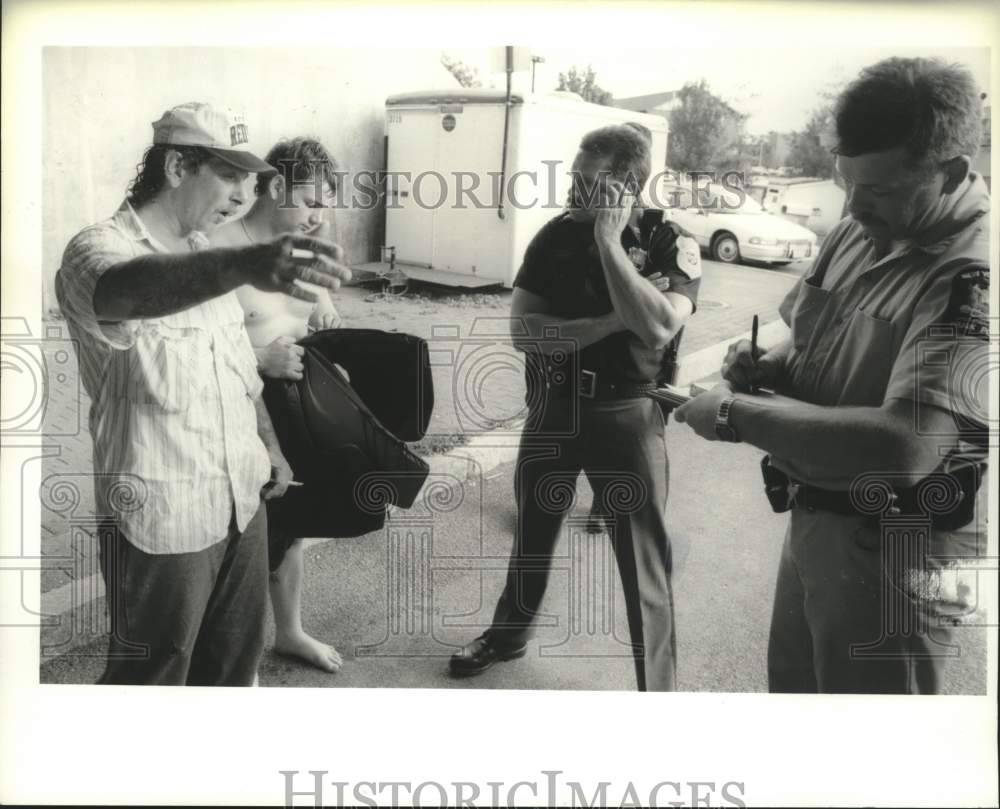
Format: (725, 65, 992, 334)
(662, 183, 764, 213)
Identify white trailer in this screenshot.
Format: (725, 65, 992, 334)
(356, 88, 668, 288)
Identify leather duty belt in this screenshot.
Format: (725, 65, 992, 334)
(566, 369, 658, 400)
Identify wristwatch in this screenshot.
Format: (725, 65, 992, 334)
(714, 396, 741, 442)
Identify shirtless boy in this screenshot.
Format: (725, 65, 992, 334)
(213, 136, 343, 672)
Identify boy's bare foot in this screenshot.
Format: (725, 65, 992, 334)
(274, 631, 343, 673)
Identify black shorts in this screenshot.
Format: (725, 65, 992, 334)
(265, 501, 298, 572)
(261, 377, 300, 572)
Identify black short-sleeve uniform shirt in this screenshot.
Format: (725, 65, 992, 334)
(514, 210, 701, 385)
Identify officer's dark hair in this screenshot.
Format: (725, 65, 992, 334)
(126, 145, 214, 208)
(579, 124, 652, 194)
(254, 136, 340, 197)
(624, 121, 653, 145)
(833, 57, 983, 170)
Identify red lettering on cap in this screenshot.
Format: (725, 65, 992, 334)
(230, 123, 249, 146)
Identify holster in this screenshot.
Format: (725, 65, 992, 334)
(759, 454, 984, 531)
(760, 455, 795, 513)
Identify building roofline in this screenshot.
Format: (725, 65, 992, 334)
(614, 90, 678, 109)
(756, 177, 835, 187)
(615, 88, 739, 117)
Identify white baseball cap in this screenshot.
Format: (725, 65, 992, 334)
(151, 102, 272, 173)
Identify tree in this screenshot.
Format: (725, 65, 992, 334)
(785, 80, 846, 179)
(667, 79, 748, 174)
(786, 105, 836, 178)
(556, 65, 613, 106)
(441, 53, 482, 88)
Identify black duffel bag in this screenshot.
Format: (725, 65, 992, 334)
(300, 328, 434, 441)
(262, 329, 433, 540)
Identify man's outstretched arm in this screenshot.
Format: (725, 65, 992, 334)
(93, 233, 351, 321)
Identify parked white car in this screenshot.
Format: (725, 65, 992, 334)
(658, 182, 818, 266)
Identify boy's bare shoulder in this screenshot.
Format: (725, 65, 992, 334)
(210, 220, 248, 249)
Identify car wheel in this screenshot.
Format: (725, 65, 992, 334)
(711, 232, 740, 264)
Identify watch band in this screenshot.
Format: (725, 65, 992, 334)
(714, 396, 740, 442)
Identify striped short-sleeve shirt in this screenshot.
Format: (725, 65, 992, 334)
(55, 201, 271, 554)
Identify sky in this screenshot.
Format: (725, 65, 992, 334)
(448, 45, 991, 135)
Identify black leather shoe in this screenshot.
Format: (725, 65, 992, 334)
(449, 634, 527, 676)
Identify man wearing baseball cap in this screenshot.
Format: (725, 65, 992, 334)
(55, 101, 351, 686)
(151, 101, 274, 173)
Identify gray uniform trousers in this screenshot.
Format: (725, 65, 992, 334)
(768, 506, 980, 694)
(488, 393, 677, 691)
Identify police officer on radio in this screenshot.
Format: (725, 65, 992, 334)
(674, 57, 990, 694)
(449, 124, 702, 691)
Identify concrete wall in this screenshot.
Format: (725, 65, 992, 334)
(42, 47, 457, 312)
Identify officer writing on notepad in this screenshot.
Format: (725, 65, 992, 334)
(449, 124, 701, 690)
(674, 57, 990, 694)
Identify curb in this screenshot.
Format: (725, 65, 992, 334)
(418, 316, 791, 491)
(677, 319, 789, 386)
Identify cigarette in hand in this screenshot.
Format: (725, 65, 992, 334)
(287, 480, 304, 487)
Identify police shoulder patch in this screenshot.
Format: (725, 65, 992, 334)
(665, 219, 696, 241)
(675, 234, 702, 280)
(945, 266, 989, 339)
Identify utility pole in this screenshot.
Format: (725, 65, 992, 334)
(531, 55, 545, 93)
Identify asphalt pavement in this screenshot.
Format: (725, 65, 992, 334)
(36, 257, 803, 599)
(40, 417, 987, 694)
(35, 252, 986, 692)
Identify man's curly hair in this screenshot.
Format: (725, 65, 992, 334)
(254, 136, 339, 197)
(126, 145, 213, 208)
